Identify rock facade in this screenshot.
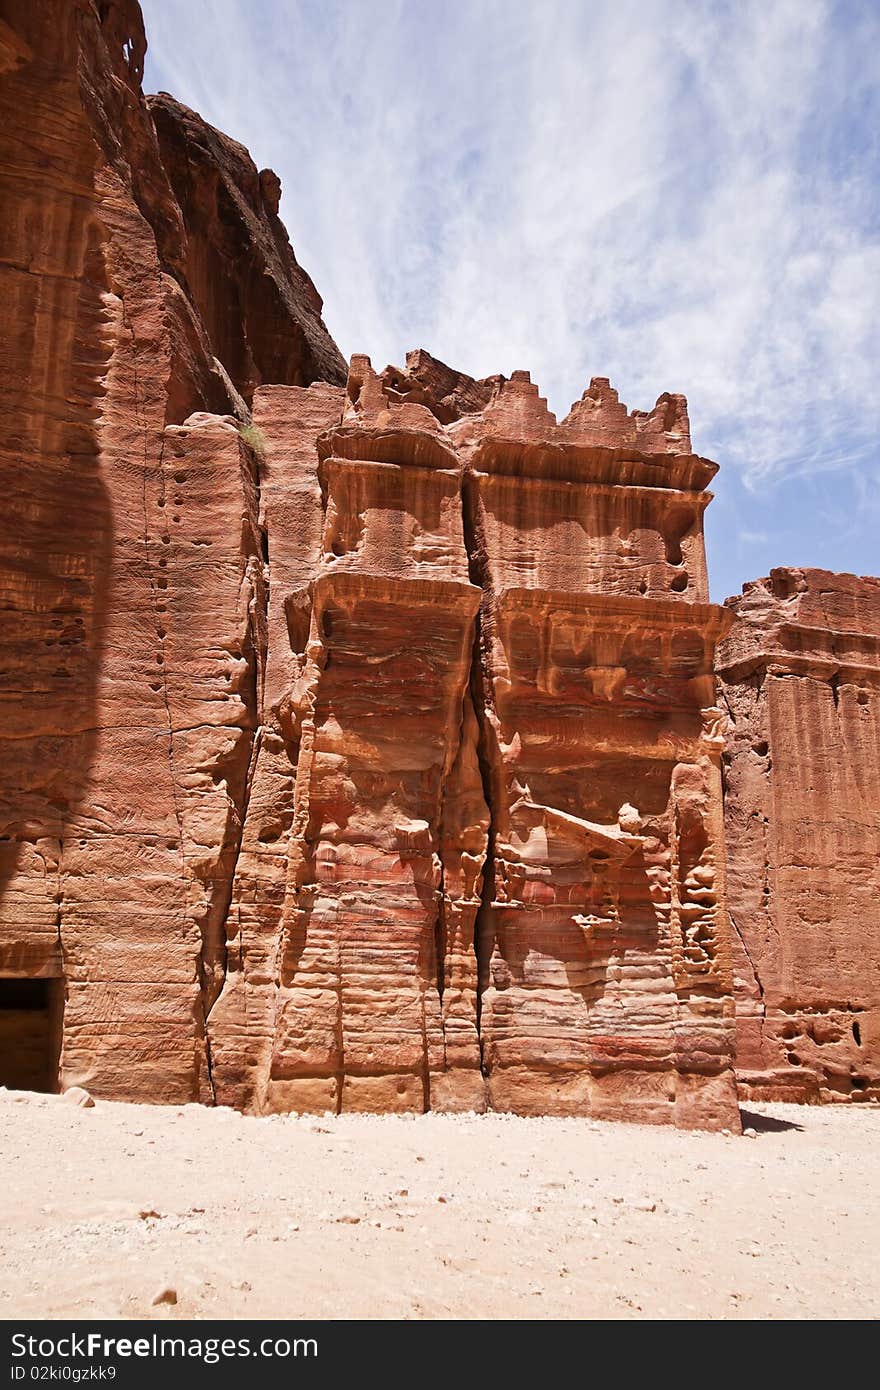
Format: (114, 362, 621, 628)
(718, 569, 880, 1102)
(205, 359, 740, 1128)
(8, 0, 872, 1124)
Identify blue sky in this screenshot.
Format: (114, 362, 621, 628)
(142, 0, 879, 601)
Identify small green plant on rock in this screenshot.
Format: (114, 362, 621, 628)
(238, 423, 267, 458)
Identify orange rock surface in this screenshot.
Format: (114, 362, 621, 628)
(718, 569, 880, 1102)
(8, 0, 872, 1128)
(0, 0, 342, 1101)
(0, 0, 741, 1126)
(206, 358, 740, 1128)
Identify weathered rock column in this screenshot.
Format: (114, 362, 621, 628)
(210, 363, 487, 1112)
(459, 373, 740, 1128)
(718, 568, 880, 1103)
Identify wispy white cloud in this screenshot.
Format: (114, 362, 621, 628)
(142, 0, 880, 593)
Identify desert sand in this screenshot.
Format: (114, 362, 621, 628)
(0, 1091, 877, 1321)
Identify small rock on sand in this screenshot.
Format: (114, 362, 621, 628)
(61, 1087, 94, 1108)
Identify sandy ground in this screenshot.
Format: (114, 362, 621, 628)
(0, 1090, 877, 1321)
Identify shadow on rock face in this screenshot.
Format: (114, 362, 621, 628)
(0, 16, 115, 988)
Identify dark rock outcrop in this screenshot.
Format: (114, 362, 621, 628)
(148, 92, 346, 404)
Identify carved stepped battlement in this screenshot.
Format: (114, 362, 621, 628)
(204, 356, 740, 1128)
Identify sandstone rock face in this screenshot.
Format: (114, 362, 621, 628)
(207, 357, 740, 1128)
(0, 0, 342, 1101)
(148, 93, 346, 404)
(1, 0, 740, 1127)
(718, 569, 880, 1102)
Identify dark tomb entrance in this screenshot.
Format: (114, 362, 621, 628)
(0, 977, 63, 1092)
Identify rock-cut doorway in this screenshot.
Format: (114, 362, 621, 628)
(0, 977, 64, 1093)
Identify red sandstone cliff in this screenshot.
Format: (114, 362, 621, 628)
(0, 0, 343, 1100)
(718, 569, 880, 1102)
(4, 0, 870, 1127)
(204, 357, 739, 1128)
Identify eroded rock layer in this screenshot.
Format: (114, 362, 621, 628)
(206, 358, 740, 1127)
(0, 0, 342, 1101)
(2, 0, 741, 1126)
(718, 569, 880, 1102)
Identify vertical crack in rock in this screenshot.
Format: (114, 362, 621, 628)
(472, 727, 497, 1058)
(730, 909, 766, 1051)
(459, 468, 498, 1060)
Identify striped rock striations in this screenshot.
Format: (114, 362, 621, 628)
(10, 0, 853, 1127)
(0, 0, 343, 1100)
(207, 359, 741, 1128)
(718, 569, 880, 1102)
